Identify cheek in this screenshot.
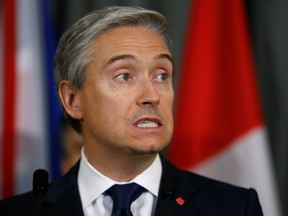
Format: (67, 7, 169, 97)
(161, 94, 174, 128)
(98, 93, 134, 122)
(161, 92, 174, 113)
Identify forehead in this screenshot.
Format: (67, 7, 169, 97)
(91, 26, 171, 58)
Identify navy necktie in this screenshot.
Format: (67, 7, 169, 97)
(106, 183, 146, 216)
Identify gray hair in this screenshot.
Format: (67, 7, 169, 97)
(54, 6, 172, 132)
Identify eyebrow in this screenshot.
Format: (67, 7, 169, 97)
(103, 53, 173, 69)
(104, 54, 136, 68)
(156, 53, 173, 65)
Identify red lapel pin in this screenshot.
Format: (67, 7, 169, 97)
(176, 197, 185, 206)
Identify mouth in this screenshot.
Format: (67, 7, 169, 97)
(133, 118, 162, 128)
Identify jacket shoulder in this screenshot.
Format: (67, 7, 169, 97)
(0, 191, 37, 215)
(0, 162, 82, 216)
(159, 156, 263, 215)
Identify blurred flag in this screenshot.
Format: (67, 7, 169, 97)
(0, 0, 62, 198)
(169, 0, 281, 215)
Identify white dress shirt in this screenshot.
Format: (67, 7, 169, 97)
(78, 148, 162, 216)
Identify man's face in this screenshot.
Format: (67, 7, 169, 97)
(78, 26, 174, 156)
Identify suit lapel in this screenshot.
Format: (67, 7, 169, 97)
(42, 161, 84, 216)
(155, 156, 200, 216)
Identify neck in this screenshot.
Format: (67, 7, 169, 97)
(84, 147, 157, 182)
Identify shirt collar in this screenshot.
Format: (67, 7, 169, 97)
(78, 148, 162, 207)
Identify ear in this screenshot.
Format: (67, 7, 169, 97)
(58, 80, 83, 120)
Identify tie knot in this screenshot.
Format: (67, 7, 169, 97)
(106, 183, 146, 213)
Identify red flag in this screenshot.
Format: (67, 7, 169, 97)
(1, 0, 17, 198)
(169, 0, 281, 215)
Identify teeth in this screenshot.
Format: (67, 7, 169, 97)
(137, 120, 158, 128)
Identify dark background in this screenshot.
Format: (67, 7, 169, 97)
(49, 1, 288, 215)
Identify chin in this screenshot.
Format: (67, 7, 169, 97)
(132, 141, 168, 155)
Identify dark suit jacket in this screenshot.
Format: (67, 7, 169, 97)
(0, 156, 263, 215)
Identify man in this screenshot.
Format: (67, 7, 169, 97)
(0, 6, 263, 215)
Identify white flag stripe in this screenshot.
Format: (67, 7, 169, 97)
(15, 0, 49, 194)
(193, 127, 281, 216)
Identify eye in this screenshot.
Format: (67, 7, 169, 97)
(155, 73, 168, 81)
(115, 73, 132, 82)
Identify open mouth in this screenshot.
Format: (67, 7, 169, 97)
(137, 120, 159, 128)
(134, 118, 162, 128)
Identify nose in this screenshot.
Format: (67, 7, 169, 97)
(136, 81, 160, 107)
